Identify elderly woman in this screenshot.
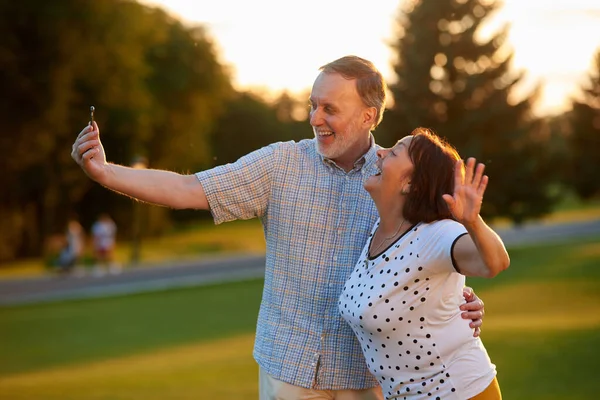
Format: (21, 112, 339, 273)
(339, 128, 508, 400)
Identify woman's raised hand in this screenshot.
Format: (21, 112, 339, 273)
(442, 158, 488, 225)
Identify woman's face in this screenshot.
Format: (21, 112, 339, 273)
(365, 136, 414, 197)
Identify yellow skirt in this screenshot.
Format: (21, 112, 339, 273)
(470, 377, 502, 400)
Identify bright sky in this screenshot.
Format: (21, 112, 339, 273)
(141, 0, 600, 116)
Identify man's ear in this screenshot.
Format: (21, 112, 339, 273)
(362, 107, 377, 127)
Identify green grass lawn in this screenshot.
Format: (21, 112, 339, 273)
(467, 236, 600, 399)
(1, 237, 599, 399)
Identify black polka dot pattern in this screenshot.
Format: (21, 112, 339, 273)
(339, 220, 494, 399)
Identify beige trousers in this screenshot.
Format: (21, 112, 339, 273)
(259, 368, 384, 400)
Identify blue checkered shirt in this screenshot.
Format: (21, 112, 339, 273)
(196, 138, 381, 390)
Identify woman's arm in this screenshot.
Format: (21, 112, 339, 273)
(453, 217, 510, 278)
(443, 158, 510, 278)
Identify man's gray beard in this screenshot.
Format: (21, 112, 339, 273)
(314, 134, 354, 162)
(314, 139, 338, 160)
(314, 140, 326, 158)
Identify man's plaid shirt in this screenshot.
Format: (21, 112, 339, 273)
(196, 138, 380, 390)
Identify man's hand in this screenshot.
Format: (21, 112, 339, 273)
(461, 287, 484, 337)
(71, 121, 109, 183)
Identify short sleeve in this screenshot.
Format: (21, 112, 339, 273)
(196, 142, 284, 224)
(420, 220, 468, 274)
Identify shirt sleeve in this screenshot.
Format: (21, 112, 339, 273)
(424, 220, 468, 274)
(195, 142, 284, 224)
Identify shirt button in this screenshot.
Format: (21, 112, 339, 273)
(333, 256, 338, 262)
(311, 362, 316, 367)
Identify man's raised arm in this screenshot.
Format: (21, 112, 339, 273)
(71, 122, 209, 210)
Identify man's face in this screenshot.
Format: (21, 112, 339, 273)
(309, 72, 373, 170)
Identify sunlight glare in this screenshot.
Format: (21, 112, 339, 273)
(141, 0, 600, 116)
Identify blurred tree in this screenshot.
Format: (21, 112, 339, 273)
(208, 91, 308, 166)
(0, 0, 96, 259)
(272, 90, 311, 142)
(145, 20, 232, 173)
(565, 50, 600, 199)
(209, 91, 281, 165)
(381, 0, 559, 224)
(274, 91, 310, 126)
(126, 10, 232, 236)
(0, 0, 230, 261)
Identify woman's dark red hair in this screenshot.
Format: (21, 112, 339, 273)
(403, 128, 462, 224)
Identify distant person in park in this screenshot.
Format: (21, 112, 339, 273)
(339, 128, 508, 400)
(91, 213, 119, 275)
(71, 55, 486, 399)
(57, 216, 85, 274)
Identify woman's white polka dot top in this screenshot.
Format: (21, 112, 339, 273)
(339, 219, 496, 399)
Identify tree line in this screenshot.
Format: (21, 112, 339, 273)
(0, 0, 598, 263)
